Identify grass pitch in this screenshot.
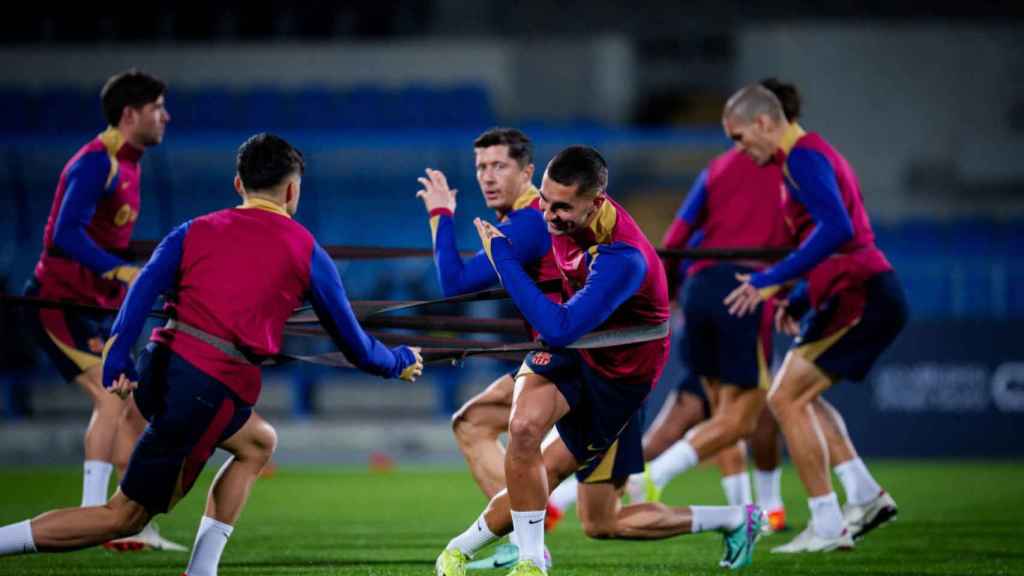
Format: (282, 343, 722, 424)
(1, 461, 1021, 575)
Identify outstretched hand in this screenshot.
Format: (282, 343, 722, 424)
(400, 347, 424, 382)
(415, 168, 458, 214)
(473, 217, 506, 268)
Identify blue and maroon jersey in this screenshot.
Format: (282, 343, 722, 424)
(489, 196, 670, 386)
(102, 198, 416, 404)
(34, 127, 142, 308)
(428, 185, 560, 296)
(750, 123, 893, 313)
(662, 148, 790, 277)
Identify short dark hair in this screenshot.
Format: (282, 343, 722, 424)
(473, 127, 533, 168)
(545, 145, 608, 198)
(759, 78, 801, 122)
(236, 133, 305, 191)
(100, 69, 167, 126)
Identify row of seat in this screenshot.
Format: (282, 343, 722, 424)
(0, 84, 496, 133)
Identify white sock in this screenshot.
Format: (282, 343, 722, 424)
(834, 458, 882, 506)
(649, 440, 699, 490)
(0, 520, 36, 556)
(808, 492, 844, 539)
(508, 530, 520, 548)
(754, 468, 783, 510)
(509, 509, 546, 568)
(691, 506, 745, 533)
(447, 512, 498, 558)
(549, 476, 578, 513)
(720, 473, 753, 506)
(185, 516, 234, 576)
(81, 460, 113, 507)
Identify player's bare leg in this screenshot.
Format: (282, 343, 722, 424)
(183, 411, 277, 576)
(646, 381, 763, 498)
(750, 407, 787, 531)
(451, 373, 515, 498)
(75, 365, 122, 507)
(0, 490, 151, 554)
(767, 352, 852, 552)
(812, 397, 895, 539)
(641, 390, 706, 461)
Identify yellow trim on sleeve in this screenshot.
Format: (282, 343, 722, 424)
(45, 329, 102, 371)
(429, 215, 441, 244)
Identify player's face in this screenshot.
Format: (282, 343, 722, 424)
(539, 172, 601, 236)
(131, 96, 170, 147)
(475, 145, 532, 213)
(723, 115, 774, 165)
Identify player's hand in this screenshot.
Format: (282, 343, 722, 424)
(723, 273, 763, 317)
(104, 265, 140, 286)
(107, 373, 137, 399)
(416, 168, 458, 214)
(474, 217, 506, 266)
(774, 300, 801, 336)
(400, 347, 424, 382)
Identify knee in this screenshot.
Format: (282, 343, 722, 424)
(247, 421, 277, 465)
(581, 518, 617, 540)
(451, 406, 494, 444)
(767, 389, 797, 418)
(507, 415, 546, 453)
(109, 502, 150, 537)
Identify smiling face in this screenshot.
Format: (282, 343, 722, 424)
(538, 171, 603, 236)
(722, 113, 781, 166)
(474, 144, 533, 214)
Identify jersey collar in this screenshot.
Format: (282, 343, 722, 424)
(238, 196, 292, 218)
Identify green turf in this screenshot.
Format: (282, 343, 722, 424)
(1, 461, 1021, 575)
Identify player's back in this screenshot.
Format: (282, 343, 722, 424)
(153, 202, 314, 402)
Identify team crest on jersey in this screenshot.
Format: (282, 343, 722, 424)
(114, 204, 138, 227)
(532, 352, 552, 366)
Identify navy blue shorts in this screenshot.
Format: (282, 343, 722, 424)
(121, 344, 252, 515)
(674, 329, 710, 418)
(682, 265, 773, 390)
(23, 277, 111, 382)
(519, 349, 648, 484)
(794, 271, 908, 382)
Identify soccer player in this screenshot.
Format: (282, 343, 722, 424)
(631, 79, 804, 532)
(435, 146, 763, 576)
(22, 69, 183, 550)
(722, 84, 907, 552)
(416, 128, 608, 569)
(0, 133, 424, 575)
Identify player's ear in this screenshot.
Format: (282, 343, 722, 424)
(233, 175, 245, 200)
(591, 193, 606, 209)
(522, 162, 535, 183)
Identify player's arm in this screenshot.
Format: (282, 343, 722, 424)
(748, 149, 854, 293)
(52, 152, 137, 283)
(101, 221, 191, 389)
(484, 229, 646, 348)
(431, 205, 550, 296)
(308, 243, 419, 379)
(661, 168, 708, 251)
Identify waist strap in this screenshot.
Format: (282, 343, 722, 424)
(164, 319, 261, 365)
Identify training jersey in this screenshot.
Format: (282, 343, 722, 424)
(102, 198, 416, 404)
(749, 123, 893, 309)
(33, 127, 143, 307)
(488, 196, 670, 386)
(662, 148, 790, 277)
